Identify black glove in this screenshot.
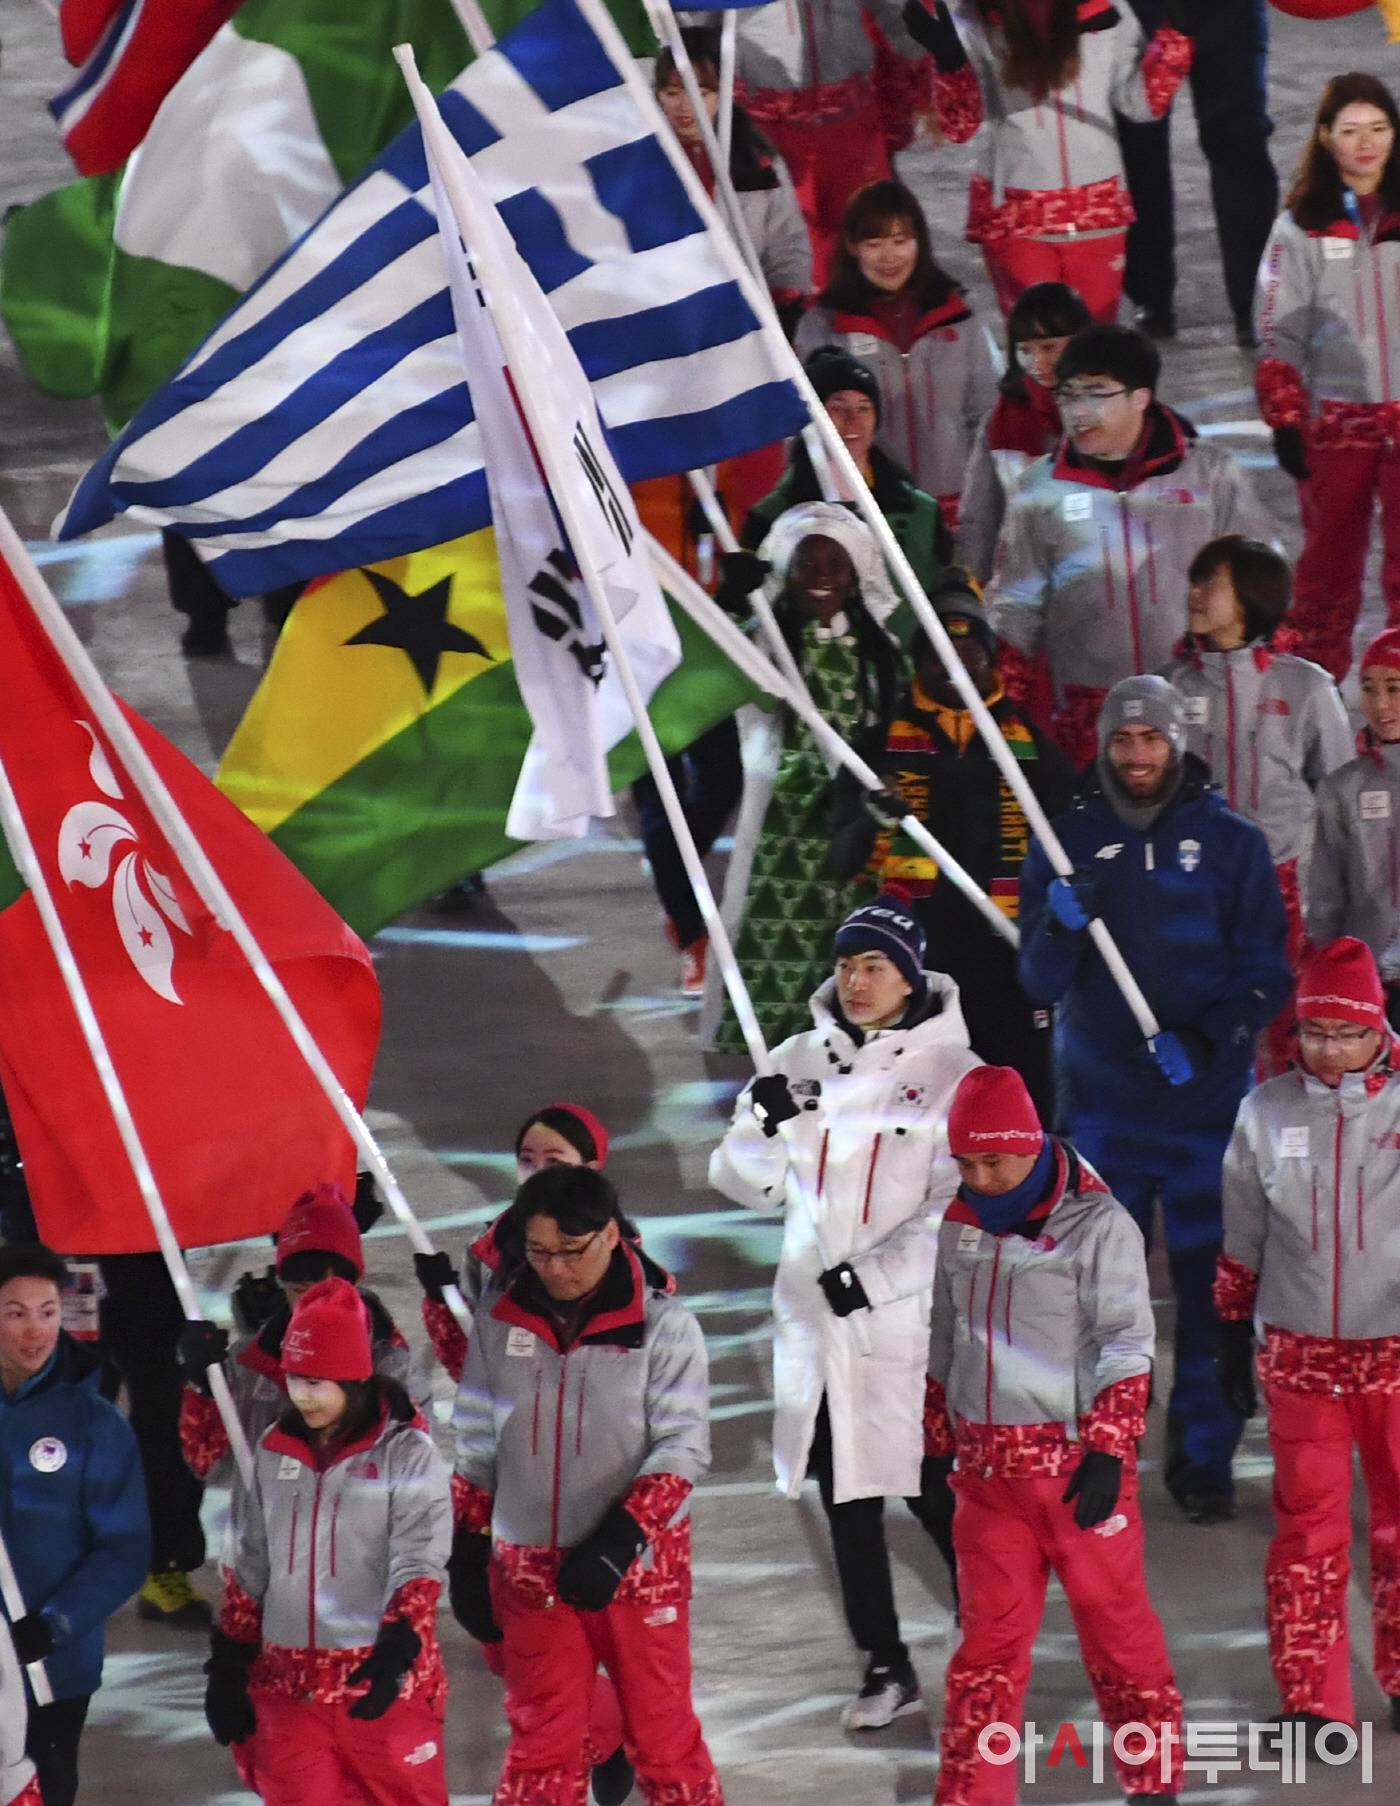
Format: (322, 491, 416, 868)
(715, 549, 771, 614)
(1218, 1319, 1258, 1418)
(230, 1266, 283, 1336)
(8, 1612, 56, 1664)
(818, 1262, 871, 1317)
(861, 787, 905, 831)
(176, 1319, 230, 1393)
(347, 1616, 421, 1721)
(750, 1073, 800, 1137)
(448, 1528, 501, 1643)
(557, 1505, 648, 1612)
(204, 1632, 258, 1747)
(1061, 1450, 1122, 1529)
(901, 0, 968, 70)
(414, 1250, 460, 1306)
(1273, 425, 1311, 482)
(352, 1170, 385, 1235)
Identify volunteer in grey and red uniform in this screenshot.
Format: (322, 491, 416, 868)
(1301, 630, 1400, 1014)
(1254, 73, 1400, 683)
(988, 323, 1274, 768)
(450, 1165, 721, 1806)
(904, 0, 1193, 322)
(175, 1183, 413, 1487)
(1217, 937, 1400, 1740)
(414, 1106, 633, 1806)
(929, 1065, 1183, 1806)
(1161, 535, 1351, 1074)
(205, 1278, 452, 1804)
(709, 893, 979, 1731)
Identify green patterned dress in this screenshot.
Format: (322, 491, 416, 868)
(716, 622, 877, 1051)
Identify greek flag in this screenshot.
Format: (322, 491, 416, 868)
(58, 0, 807, 596)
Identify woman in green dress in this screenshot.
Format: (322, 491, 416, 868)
(713, 502, 905, 1051)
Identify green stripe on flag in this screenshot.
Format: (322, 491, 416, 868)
(266, 603, 758, 937)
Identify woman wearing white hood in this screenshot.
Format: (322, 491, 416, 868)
(710, 892, 980, 1730)
(711, 502, 904, 1053)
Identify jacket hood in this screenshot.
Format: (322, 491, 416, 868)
(808, 967, 972, 1054)
(492, 1242, 661, 1354)
(943, 1139, 1111, 1238)
(4, 1331, 106, 1405)
(1072, 748, 1214, 816)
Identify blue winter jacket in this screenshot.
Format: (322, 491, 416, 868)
(1018, 760, 1292, 1135)
(0, 1333, 149, 1701)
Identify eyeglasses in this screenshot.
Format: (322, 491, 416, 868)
(1054, 385, 1130, 408)
(523, 1230, 602, 1269)
(1297, 1025, 1376, 1048)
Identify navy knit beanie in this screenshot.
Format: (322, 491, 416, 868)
(833, 892, 925, 989)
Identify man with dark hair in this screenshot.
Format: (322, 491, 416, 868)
(1115, 0, 1278, 346)
(0, 1242, 149, 1806)
(988, 323, 1275, 766)
(828, 574, 1074, 1116)
(1018, 677, 1292, 1524)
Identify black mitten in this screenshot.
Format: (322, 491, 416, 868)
(901, 0, 968, 70)
(556, 1506, 648, 1612)
(1061, 1450, 1122, 1528)
(1217, 1319, 1258, 1418)
(347, 1616, 421, 1721)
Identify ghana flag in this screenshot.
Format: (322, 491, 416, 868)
(214, 529, 758, 936)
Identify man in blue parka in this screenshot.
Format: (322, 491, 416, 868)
(1018, 676, 1291, 1524)
(0, 1242, 148, 1806)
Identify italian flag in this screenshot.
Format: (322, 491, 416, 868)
(1, 0, 654, 430)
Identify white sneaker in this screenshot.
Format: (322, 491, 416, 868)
(841, 1663, 923, 1730)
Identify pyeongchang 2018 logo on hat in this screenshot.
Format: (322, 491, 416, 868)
(283, 1325, 314, 1362)
(964, 1128, 1042, 1144)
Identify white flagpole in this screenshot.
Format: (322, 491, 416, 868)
(647, 524, 1018, 947)
(717, 8, 738, 170)
(0, 510, 473, 1339)
(573, 0, 1162, 1044)
(0, 1525, 52, 1706)
(398, 46, 872, 1355)
(0, 745, 257, 1493)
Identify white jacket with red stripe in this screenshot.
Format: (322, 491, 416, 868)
(709, 972, 980, 1504)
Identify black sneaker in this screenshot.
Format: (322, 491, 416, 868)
(1389, 1695, 1400, 1733)
(591, 1744, 635, 1806)
(841, 1660, 923, 1730)
(180, 617, 232, 658)
(1134, 304, 1177, 341)
(1171, 1487, 1236, 1525)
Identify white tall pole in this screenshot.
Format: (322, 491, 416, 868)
(717, 8, 738, 169)
(399, 47, 872, 1353)
(572, 0, 1162, 1043)
(0, 512, 472, 1336)
(0, 1524, 52, 1706)
(0, 744, 257, 1491)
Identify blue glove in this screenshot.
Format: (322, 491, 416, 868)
(1047, 874, 1096, 933)
(1149, 1029, 1204, 1087)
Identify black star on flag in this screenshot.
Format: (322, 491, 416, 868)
(343, 570, 493, 695)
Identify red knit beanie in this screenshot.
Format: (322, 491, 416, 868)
(281, 1277, 372, 1382)
(947, 1066, 1045, 1158)
(276, 1184, 364, 1279)
(1361, 628, 1400, 677)
(1295, 936, 1386, 1030)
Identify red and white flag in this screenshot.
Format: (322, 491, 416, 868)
(0, 547, 381, 1254)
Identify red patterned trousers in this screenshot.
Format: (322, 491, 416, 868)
(1265, 1382, 1400, 1722)
(1290, 442, 1400, 681)
(936, 1468, 1182, 1805)
(232, 1688, 447, 1804)
(495, 1593, 722, 1806)
(758, 101, 888, 286)
(1259, 859, 1305, 1081)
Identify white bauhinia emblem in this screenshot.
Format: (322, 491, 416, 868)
(56, 722, 191, 1004)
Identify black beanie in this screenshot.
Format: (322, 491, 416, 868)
(805, 345, 882, 423)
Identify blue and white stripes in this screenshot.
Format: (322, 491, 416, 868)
(59, 0, 806, 596)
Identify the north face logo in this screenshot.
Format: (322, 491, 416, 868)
(403, 1742, 438, 1767)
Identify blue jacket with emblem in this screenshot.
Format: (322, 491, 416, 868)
(0, 1333, 149, 1700)
(1018, 758, 1292, 1134)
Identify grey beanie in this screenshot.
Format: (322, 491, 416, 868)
(1097, 675, 1187, 760)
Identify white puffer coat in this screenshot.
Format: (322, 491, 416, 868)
(709, 972, 980, 1503)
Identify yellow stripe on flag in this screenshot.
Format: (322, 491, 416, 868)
(217, 530, 510, 832)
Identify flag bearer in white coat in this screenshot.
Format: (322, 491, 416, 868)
(930, 1065, 1183, 1805)
(709, 892, 980, 1729)
(1217, 936, 1400, 1742)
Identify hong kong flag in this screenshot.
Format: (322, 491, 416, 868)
(0, 544, 381, 1254)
